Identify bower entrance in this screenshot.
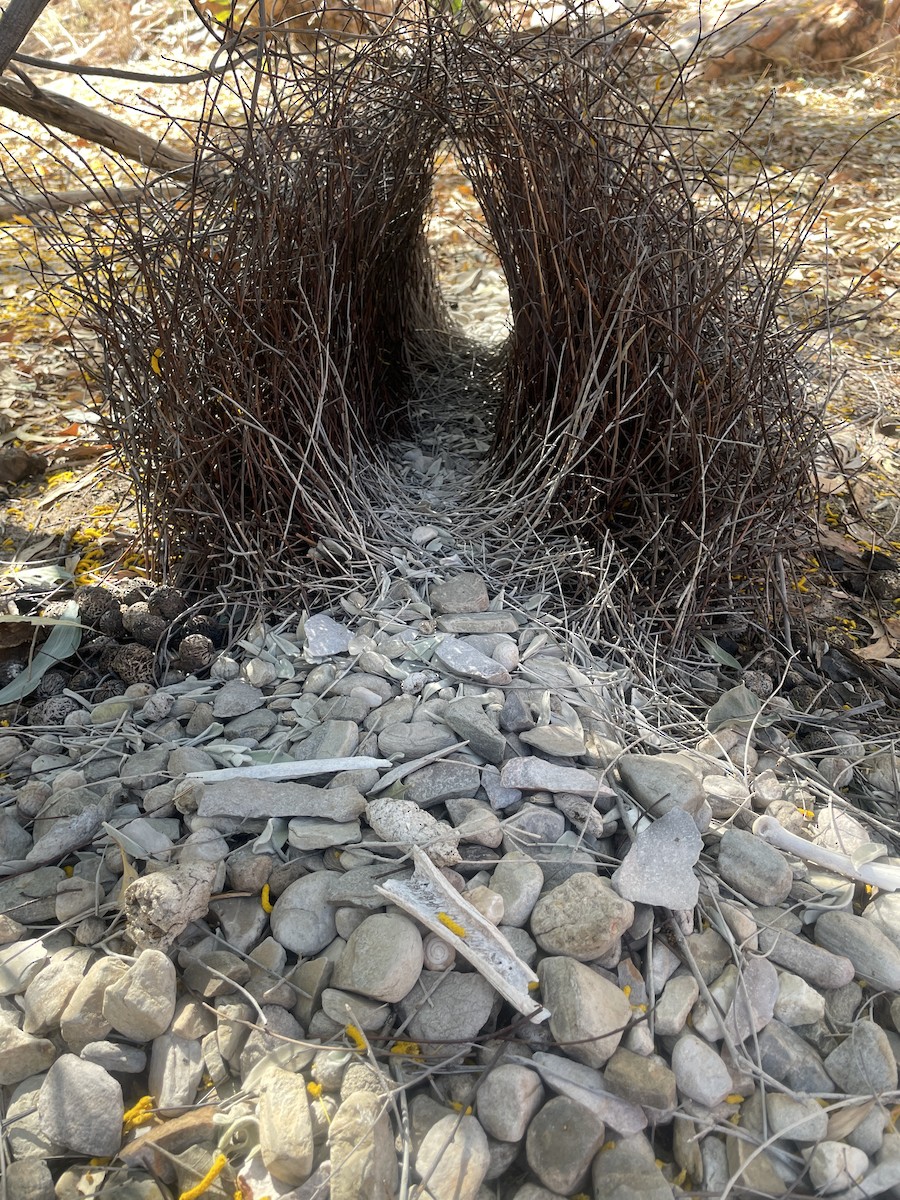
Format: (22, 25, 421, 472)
(43, 16, 821, 640)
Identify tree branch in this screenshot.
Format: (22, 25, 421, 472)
(0, 0, 53, 75)
(0, 74, 194, 171)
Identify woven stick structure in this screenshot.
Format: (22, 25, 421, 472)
(13, 3, 825, 642)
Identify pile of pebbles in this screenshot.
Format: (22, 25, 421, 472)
(3, 570, 900, 1200)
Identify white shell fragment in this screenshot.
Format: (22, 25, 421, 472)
(377, 847, 549, 1024)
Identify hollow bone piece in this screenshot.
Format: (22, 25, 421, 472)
(376, 847, 549, 1023)
(753, 815, 900, 893)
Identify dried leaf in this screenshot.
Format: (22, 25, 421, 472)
(35, 465, 103, 508)
(706, 684, 762, 732)
(856, 617, 900, 661)
(0, 600, 81, 703)
(827, 1101, 875, 1143)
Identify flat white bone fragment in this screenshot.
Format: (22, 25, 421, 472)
(377, 847, 550, 1024)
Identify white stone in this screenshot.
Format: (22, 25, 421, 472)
(103, 949, 177, 1041)
(807, 1142, 868, 1194)
(415, 1114, 490, 1200)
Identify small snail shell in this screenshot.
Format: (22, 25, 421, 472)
(423, 933, 456, 971)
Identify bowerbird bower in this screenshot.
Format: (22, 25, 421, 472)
(19, 2, 825, 645)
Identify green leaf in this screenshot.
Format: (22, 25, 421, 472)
(0, 601, 82, 704)
(697, 635, 742, 672)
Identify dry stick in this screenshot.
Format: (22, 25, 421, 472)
(0, 75, 194, 171)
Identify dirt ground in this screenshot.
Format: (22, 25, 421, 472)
(1, 0, 899, 667)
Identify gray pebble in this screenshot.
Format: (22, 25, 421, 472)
(0, 811, 33, 860)
(592, 1135, 675, 1200)
(199, 779, 366, 822)
(500, 755, 608, 798)
(654, 974, 700, 1037)
(807, 1141, 869, 1194)
(239, 1004, 308, 1076)
(774, 971, 826, 1026)
(526, 1095, 605, 1194)
(717, 828, 793, 906)
(321, 988, 392, 1032)
(604, 1047, 677, 1113)
(304, 613, 354, 657)
(814, 910, 900, 992)
(490, 852, 544, 926)
(293, 720, 359, 762)
(211, 679, 266, 718)
(437, 612, 518, 634)
(405, 761, 481, 807)
(38, 1054, 123, 1156)
(862, 892, 900, 955)
(0, 1024, 56, 1085)
(332, 914, 423, 1003)
(167, 746, 216, 776)
(270, 871, 339, 956)
(287, 817, 361, 851)
(502, 802, 565, 857)
(79, 1040, 147, 1073)
(21, 947, 92, 1036)
(398, 969, 495, 1057)
(671, 1033, 734, 1108)
(3, 1159, 55, 1200)
(765, 1092, 828, 1143)
(429, 573, 489, 615)
(757, 1020, 833, 1092)
(148, 1033, 203, 1114)
(434, 637, 511, 686)
(446, 798, 503, 848)
(59, 956, 126, 1051)
(378, 722, 458, 760)
(724, 954, 779, 1043)
(223, 709, 278, 740)
(538, 956, 631, 1068)
(442, 698, 506, 763)
(617, 752, 705, 818)
(757, 923, 855, 990)
(612, 808, 701, 909)
(520, 724, 586, 757)
(475, 1063, 543, 1142)
(824, 1019, 898, 1094)
(531, 874, 634, 961)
